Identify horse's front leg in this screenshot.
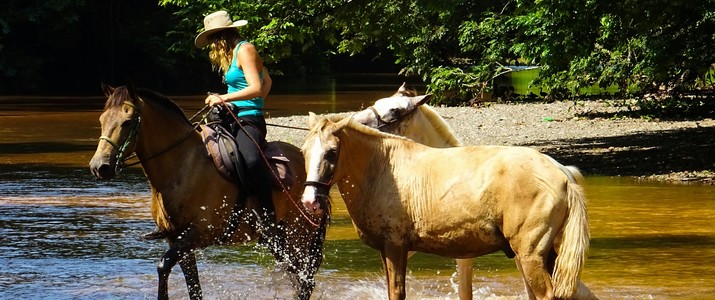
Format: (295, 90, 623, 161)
(157, 227, 200, 300)
(157, 246, 180, 300)
(380, 243, 409, 300)
(178, 251, 202, 299)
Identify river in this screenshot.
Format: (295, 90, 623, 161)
(1, 92, 714, 299)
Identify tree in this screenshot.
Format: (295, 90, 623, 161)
(0, 0, 208, 95)
(0, 0, 85, 93)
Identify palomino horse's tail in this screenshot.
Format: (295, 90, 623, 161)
(552, 180, 590, 298)
(544, 154, 585, 186)
(564, 165, 585, 186)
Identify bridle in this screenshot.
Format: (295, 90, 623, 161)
(303, 178, 333, 199)
(98, 99, 207, 174)
(98, 101, 142, 173)
(302, 135, 340, 199)
(367, 104, 413, 129)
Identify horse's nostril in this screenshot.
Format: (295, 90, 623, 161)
(92, 163, 115, 180)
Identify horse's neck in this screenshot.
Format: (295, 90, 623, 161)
(402, 107, 462, 148)
(335, 127, 411, 207)
(135, 103, 206, 190)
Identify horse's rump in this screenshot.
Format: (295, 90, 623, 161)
(200, 124, 294, 189)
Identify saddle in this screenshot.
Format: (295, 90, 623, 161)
(199, 123, 294, 189)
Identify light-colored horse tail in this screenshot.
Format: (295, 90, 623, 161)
(552, 180, 590, 298)
(544, 154, 584, 186)
(564, 165, 585, 186)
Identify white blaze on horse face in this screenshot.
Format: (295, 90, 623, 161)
(302, 137, 324, 212)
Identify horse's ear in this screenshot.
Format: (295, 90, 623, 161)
(308, 112, 318, 128)
(390, 82, 410, 97)
(101, 82, 114, 97)
(413, 94, 432, 106)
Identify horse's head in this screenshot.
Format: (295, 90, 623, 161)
(89, 84, 143, 179)
(353, 87, 432, 129)
(301, 112, 351, 215)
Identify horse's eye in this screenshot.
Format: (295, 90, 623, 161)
(388, 108, 400, 117)
(325, 148, 338, 160)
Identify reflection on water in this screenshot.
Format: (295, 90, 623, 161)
(1, 95, 714, 299)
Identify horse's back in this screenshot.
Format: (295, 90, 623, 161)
(406, 145, 571, 226)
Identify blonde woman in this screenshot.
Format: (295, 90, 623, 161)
(195, 10, 276, 237)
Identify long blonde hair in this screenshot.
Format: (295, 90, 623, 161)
(207, 29, 240, 74)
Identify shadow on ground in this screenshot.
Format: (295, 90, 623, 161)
(520, 126, 715, 178)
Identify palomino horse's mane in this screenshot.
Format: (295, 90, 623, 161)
(318, 116, 411, 142)
(414, 105, 463, 146)
(106, 86, 190, 125)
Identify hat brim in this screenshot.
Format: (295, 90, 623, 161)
(194, 20, 248, 48)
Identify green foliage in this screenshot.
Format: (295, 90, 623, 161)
(159, 0, 338, 75)
(159, 0, 715, 112)
(2, 0, 713, 109)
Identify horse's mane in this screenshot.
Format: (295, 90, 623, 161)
(344, 117, 412, 142)
(416, 105, 463, 146)
(106, 86, 190, 125)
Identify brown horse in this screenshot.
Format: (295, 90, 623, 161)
(301, 114, 596, 300)
(88, 85, 328, 300)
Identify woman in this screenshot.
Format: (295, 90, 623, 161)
(195, 10, 276, 236)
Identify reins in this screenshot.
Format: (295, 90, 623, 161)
(101, 102, 210, 173)
(101, 96, 321, 227)
(219, 101, 322, 227)
(266, 122, 309, 131)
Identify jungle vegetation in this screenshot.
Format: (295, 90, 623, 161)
(2, 0, 714, 117)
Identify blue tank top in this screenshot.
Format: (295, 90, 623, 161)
(225, 40, 264, 117)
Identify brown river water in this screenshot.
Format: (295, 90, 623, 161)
(1, 93, 714, 299)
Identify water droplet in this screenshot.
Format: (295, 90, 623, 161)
(200, 206, 207, 210)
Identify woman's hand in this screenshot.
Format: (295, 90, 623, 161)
(205, 94, 224, 106)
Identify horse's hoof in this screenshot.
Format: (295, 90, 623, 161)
(141, 230, 166, 240)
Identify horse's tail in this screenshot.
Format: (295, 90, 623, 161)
(552, 181, 590, 298)
(564, 165, 585, 186)
(543, 154, 584, 185)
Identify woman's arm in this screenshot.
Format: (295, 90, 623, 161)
(261, 69, 272, 100)
(205, 43, 264, 105)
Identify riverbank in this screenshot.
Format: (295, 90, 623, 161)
(266, 99, 715, 184)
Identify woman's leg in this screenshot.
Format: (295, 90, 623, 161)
(233, 117, 275, 226)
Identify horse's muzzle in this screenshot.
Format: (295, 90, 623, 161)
(301, 187, 327, 215)
(89, 157, 116, 180)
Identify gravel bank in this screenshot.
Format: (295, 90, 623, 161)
(266, 100, 715, 184)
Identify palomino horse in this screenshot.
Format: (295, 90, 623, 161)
(353, 86, 480, 299)
(355, 85, 588, 299)
(89, 85, 327, 300)
(301, 113, 596, 300)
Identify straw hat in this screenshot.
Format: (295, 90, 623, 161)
(194, 11, 248, 48)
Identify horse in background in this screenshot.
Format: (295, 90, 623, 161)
(89, 85, 327, 300)
(301, 113, 597, 300)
